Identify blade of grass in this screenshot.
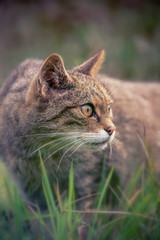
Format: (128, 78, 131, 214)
(88, 167, 114, 240)
(97, 167, 114, 210)
(67, 161, 75, 234)
(63, 209, 160, 222)
(68, 161, 75, 210)
(39, 151, 57, 213)
(39, 150, 58, 236)
(127, 165, 142, 197)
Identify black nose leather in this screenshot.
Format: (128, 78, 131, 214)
(105, 126, 116, 136)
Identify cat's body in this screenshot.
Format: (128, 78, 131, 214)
(0, 50, 160, 210)
(0, 51, 115, 208)
(100, 76, 160, 181)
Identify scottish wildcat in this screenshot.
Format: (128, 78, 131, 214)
(0, 50, 116, 208)
(0, 50, 160, 211)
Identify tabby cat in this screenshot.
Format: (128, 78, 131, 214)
(0, 50, 160, 210)
(0, 50, 116, 209)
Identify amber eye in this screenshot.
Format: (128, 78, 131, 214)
(81, 104, 93, 117)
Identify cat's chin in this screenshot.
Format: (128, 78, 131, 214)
(81, 130, 115, 152)
(84, 141, 108, 152)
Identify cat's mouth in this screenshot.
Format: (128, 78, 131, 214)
(88, 140, 109, 150)
(82, 130, 115, 150)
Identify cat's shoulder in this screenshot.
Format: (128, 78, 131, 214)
(0, 58, 43, 102)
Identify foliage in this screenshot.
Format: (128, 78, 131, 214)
(0, 2, 160, 84)
(0, 152, 160, 240)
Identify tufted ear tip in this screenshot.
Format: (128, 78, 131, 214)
(97, 49, 105, 59)
(72, 49, 105, 77)
(92, 49, 105, 75)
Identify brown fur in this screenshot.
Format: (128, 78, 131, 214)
(0, 51, 114, 208)
(0, 50, 160, 209)
(100, 75, 160, 182)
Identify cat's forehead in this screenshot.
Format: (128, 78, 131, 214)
(69, 72, 111, 108)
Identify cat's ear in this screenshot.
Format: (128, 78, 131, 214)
(39, 54, 72, 97)
(26, 54, 72, 103)
(72, 49, 105, 77)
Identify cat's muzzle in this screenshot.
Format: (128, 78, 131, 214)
(82, 129, 115, 150)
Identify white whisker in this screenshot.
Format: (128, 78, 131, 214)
(26, 139, 59, 158)
(43, 137, 82, 165)
(18, 131, 82, 139)
(26, 134, 81, 158)
(69, 140, 86, 157)
(109, 143, 112, 156)
(56, 138, 84, 171)
(112, 137, 121, 145)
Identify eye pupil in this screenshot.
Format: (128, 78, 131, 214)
(81, 104, 93, 117)
(108, 105, 111, 116)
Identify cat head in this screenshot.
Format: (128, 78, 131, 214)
(26, 50, 115, 150)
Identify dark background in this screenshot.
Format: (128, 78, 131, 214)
(0, 0, 160, 86)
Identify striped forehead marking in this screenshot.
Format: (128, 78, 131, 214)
(93, 82, 111, 106)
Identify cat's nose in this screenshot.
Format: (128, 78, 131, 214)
(105, 126, 116, 136)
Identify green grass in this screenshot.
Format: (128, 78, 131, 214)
(0, 153, 160, 240)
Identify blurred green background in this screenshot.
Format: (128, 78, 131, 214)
(0, 0, 160, 86)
